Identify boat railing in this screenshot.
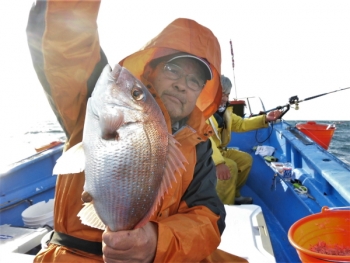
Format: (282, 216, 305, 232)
(0, 143, 63, 226)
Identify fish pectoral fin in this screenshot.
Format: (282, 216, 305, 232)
(77, 203, 106, 230)
(157, 134, 188, 204)
(162, 134, 187, 185)
(135, 135, 187, 228)
(52, 142, 86, 175)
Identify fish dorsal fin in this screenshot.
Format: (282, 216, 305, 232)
(134, 134, 188, 229)
(77, 202, 106, 230)
(52, 142, 85, 175)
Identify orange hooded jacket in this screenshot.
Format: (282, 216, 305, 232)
(27, 1, 247, 262)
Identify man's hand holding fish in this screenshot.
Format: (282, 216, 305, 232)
(102, 222, 157, 262)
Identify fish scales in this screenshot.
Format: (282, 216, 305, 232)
(84, 119, 168, 231)
(53, 64, 186, 231)
(84, 65, 169, 231)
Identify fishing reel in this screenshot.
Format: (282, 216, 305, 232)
(275, 96, 299, 118)
(250, 95, 298, 119)
(289, 95, 300, 110)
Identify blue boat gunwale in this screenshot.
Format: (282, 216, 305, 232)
(0, 144, 63, 226)
(0, 143, 64, 177)
(228, 120, 350, 262)
(273, 122, 350, 204)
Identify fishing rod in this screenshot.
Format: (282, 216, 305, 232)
(251, 87, 350, 118)
(229, 40, 238, 100)
(296, 87, 350, 105)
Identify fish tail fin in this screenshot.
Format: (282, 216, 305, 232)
(77, 202, 106, 230)
(52, 142, 86, 175)
(134, 134, 187, 229)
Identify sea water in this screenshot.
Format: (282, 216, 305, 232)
(0, 119, 349, 169)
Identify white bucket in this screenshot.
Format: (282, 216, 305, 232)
(21, 199, 54, 228)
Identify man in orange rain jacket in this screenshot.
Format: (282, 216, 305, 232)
(27, 1, 248, 262)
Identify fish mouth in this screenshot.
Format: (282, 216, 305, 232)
(110, 64, 123, 80)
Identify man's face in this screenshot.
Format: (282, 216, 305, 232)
(149, 58, 206, 124)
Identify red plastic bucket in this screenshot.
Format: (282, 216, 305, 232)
(296, 121, 336, 150)
(288, 207, 350, 262)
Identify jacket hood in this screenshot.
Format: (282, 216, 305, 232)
(119, 18, 222, 121)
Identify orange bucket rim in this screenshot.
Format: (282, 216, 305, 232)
(288, 206, 350, 261)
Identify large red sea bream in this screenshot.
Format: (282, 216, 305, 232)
(53, 64, 187, 231)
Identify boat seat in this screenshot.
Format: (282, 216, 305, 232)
(3, 253, 35, 263)
(219, 204, 276, 263)
(0, 225, 49, 262)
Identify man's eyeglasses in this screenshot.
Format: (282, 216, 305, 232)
(162, 63, 206, 92)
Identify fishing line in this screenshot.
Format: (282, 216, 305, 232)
(255, 122, 274, 144)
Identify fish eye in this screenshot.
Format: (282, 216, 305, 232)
(131, 87, 144, 101)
